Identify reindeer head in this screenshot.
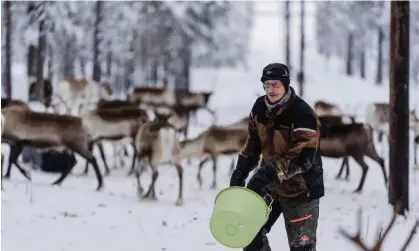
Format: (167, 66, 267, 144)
(154, 106, 172, 122)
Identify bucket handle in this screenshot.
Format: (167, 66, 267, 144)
(263, 193, 274, 212)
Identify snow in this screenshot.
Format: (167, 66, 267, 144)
(2, 2, 419, 251)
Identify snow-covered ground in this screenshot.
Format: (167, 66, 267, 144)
(2, 2, 419, 251)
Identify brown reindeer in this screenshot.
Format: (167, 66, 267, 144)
(1, 105, 103, 191)
(320, 122, 387, 192)
(314, 100, 343, 116)
(128, 86, 176, 106)
(319, 115, 356, 180)
(339, 203, 418, 251)
(96, 98, 139, 164)
(133, 112, 184, 206)
(180, 126, 248, 189)
(81, 106, 149, 176)
(176, 90, 215, 125)
(129, 86, 215, 126)
(96, 98, 138, 109)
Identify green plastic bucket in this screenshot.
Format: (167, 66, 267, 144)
(209, 186, 273, 248)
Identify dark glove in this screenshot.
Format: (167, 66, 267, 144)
(230, 155, 254, 187)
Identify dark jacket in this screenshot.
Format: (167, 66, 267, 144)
(240, 88, 324, 200)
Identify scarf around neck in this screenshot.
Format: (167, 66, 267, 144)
(264, 87, 293, 112)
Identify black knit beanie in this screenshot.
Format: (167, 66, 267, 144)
(260, 63, 290, 89)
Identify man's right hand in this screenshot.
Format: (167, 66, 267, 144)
(229, 155, 254, 187)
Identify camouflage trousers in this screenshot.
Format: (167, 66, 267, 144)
(244, 166, 320, 251)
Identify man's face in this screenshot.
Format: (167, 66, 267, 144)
(263, 80, 286, 103)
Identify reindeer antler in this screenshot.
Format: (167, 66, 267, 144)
(339, 204, 419, 251)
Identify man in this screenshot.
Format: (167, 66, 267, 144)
(230, 63, 324, 251)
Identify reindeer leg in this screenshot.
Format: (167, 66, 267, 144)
(4, 143, 31, 180)
(352, 155, 369, 193)
(55, 142, 104, 191)
(365, 144, 387, 188)
(345, 156, 350, 181)
(119, 144, 126, 168)
(135, 158, 146, 198)
(143, 163, 158, 200)
(197, 157, 210, 189)
(81, 141, 95, 176)
(97, 142, 111, 176)
(112, 144, 118, 169)
(335, 157, 347, 180)
(210, 154, 217, 189)
(123, 145, 129, 157)
(185, 116, 192, 166)
(127, 142, 137, 176)
(175, 162, 184, 206)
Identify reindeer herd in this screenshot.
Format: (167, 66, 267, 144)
(315, 100, 419, 191)
(1, 78, 419, 207)
(1, 77, 227, 205)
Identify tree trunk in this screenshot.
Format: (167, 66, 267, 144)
(26, 3, 37, 81)
(150, 59, 158, 86)
(297, 0, 305, 98)
(359, 46, 365, 79)
(285, 1, 291, 70)
(106, 41, 112, 78)
(47, 41, 54, 81)
(376, 27, 384, 85)
(35, 19, 46, 102)
(4, 1, 12, 98)
(62, 38, 77, 79)
(345, 32, 353, 76)
(182, 44, 191, 91)
(389, 1, 409, 216)
(92, 1, 102, 82)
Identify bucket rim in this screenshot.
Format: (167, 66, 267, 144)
(214, 186, 269, 210)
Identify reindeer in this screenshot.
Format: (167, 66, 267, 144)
(58, 78, 114, 114)
(366, 103, 419, 155)
(133, 112, 184, 206)
(128, 86, 176, 107)
(319, 122, 387, 192)
(129, 86, 215, 129)
(314, 100, 343, 116)
(365, 103, 390, 143)
(180, 126, 248, 189)
(81, 106, 149, 176)
(1, 105, 103, 190)
(175, 90, 214, 124)
(96, 98, 140, 165)
(96, 99, 137, 109)
(319, 115, 357, 180)
(339, 203, 418, 251)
